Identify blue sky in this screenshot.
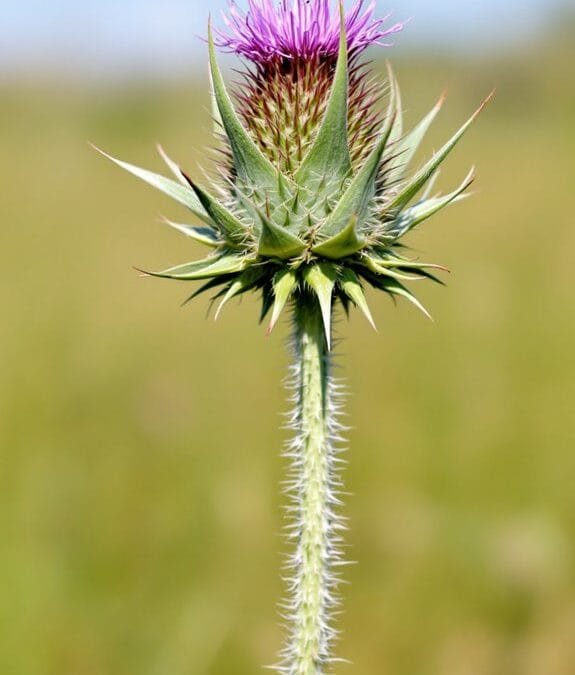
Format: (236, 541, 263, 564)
(0, 0, 566, 78)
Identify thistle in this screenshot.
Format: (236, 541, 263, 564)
(97, 1, 490, 671)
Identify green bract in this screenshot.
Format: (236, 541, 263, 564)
(98, 16, 491, 349)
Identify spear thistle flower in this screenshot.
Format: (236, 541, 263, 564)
(98, 1, 491, 671)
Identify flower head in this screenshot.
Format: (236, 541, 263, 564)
(219, 1, 404, 176)
(215, 0, 404, 63)
(99, 2, 491, 350)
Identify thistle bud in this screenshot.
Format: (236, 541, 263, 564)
(98, 0, 490, 347)
(216, 0, 403, 172)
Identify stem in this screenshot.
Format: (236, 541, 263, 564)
(281, 298, 344, 674)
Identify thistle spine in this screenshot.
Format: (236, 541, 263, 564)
(281, 298, 345, 674)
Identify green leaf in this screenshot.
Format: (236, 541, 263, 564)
(214, 268, 264, 319)
(162, 218, 220, 247)
(268, 268, 298, 333)
(388, 93, 445, 178)
(214, 280, 243, 320)
(388, 168, 474, 238)
(315, 113, 395, 242)
(181, 276, 232, 305)
(303, 263, 337, 350)
(363, 254, 428, 282)
(420, 168, 441, 201)
(374, 255, 448, 273)
(147, 254, 249, 280)
(93, 146, 209, 224)
(312, 216, 364, 259)
(405, 268, 446, 286)
(386, 63, 403, 148)
(259, 284, 275, 324)
(295, 3, 351, 185)
(385, 92, 493, 214)
(156, 145, 192, 188)
(209, 70, 224, 138)
(188, 180, 250, 245)
(258, 215, 306, 259)
(208, 24, 278, 189)
(339, 268, 376, 330)
(381, 278, 433, 320)
(357, 268, 433, 318)
(338, 290, 351, 317)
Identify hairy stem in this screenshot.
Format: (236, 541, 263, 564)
(281, 298, 343, 674)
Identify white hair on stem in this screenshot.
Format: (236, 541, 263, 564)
(273, 299, 348, 674)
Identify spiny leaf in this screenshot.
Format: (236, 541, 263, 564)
(268, 268, 298, 334)
(221, 180, 266, 228)
(214, 280, 244, 320)
(258, 214, 306, 259)
(157, 145, 192, 188)
(385, 92, 493, 214)
(208, 23, 279, 189)
(316, 113, 395, 241)
(374, 255, 448, 272)
(339, 291, 351, 317)
(215, 268, 264, 320)
(162, 218, 220, 247)
(295, 3, 351, 185)
(359, 268, 433, 318)
(420, 169, 441, 201)
(388, 93, 445, 178)
(182, 276, 232, 305)
(386, 63, 403, 148)
(388, 168, 474, 238)
(312, 216, 364, 259)
(188, 180, 250, 245)
(146, 253, 249, 280)
(339, 268, 376, 330)
(259, 284, 275, 324)
(209, 69, 224, 138)
(93, 146, 210, 223)
(363, 254, 428, 282)
(304, 263, 337, 350)
(381, 278, 433, 320)
(404, 267, 446, 286)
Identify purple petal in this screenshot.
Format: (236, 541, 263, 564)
(214, 0, 405, 63)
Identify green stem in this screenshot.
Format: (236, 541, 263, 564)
(283, 298, 341, 674)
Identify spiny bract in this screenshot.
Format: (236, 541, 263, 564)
(99, 2, 490, 350)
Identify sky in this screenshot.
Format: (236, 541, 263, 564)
(0, 0, 568, 79)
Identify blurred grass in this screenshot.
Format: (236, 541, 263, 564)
(1, 33, 575, 675)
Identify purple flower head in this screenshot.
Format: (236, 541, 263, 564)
(215, 0, 404, 63)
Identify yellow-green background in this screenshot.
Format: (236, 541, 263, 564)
(1, 31, 574, 675)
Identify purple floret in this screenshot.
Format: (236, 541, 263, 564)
(215, 0, 404, 62)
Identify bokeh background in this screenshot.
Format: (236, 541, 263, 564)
(1, 1, 574, 673)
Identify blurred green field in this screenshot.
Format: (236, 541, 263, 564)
(1, 34, 574, 675)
